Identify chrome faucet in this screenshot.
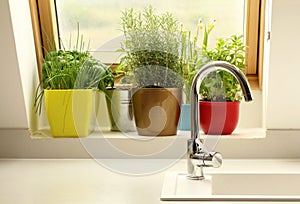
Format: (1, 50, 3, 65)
(187, 61, 253, 180)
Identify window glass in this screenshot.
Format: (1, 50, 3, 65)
(55, 0, 245, 63)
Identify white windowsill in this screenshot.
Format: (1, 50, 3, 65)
(31, 127, 265, 140)
(3, 128, 300, 159)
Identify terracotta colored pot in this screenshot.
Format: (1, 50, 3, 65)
(199, 101, 240, 135)
(132, 88, 182, 136)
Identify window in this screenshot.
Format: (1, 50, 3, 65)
(29, 0, 265, 89)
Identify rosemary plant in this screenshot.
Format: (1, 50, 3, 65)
(120, 5, 184, 88)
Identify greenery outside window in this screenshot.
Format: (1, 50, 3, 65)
(29, 0, 265, 89)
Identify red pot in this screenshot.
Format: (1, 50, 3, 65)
(199, 101, 240, 135)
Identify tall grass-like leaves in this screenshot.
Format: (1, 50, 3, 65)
(34, 50, 114, 114)
(34, 24, 114, 114)
(42, 50, 90, 90)
(178, 21, 211, 103)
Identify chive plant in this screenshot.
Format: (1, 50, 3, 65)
(34, 34, 114, 114)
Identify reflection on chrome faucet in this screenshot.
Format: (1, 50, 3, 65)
(187, 61, 253, 180)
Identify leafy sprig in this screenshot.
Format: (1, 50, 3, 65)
(201, 35, 246, 101)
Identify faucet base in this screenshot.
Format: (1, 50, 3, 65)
(187, 165, 205, 180)
(187, 175, 205, 180)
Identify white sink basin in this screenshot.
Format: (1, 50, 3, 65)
(161, 171, 300, 201)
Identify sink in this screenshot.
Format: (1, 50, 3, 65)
(161, 171, 300, 201)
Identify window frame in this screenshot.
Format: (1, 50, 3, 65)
(245, 0, 265, 89)
(29, 0, 265, 89)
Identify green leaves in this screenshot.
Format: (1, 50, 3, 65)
(120, 6, 183, 88)
(206, 35, 246, 72)
(119, 6, 246, 100)
(41, 49, 114, 90)
(75, 58, 114, 90)
(34, 50, 114, 114)
(34, 23, 115, 115)
(42, 50, 90, 90)
(201, 35, 246, 102)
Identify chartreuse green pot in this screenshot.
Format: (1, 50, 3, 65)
(44, 89, 93, 137)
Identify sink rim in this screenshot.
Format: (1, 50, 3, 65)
(161, 171, 300, 201)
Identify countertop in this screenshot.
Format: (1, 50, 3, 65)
(1, 159, 300, 204)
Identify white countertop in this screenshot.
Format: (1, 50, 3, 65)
(1, 159, 300, 204)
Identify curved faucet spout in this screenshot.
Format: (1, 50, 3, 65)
(187, 61, 253, 180)
(190, 61, 253, 141)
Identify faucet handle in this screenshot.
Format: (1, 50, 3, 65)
(191, 151, 222, 168)
(187, 139, 223, 180)
(198, 152, 222, 168)
(188, 151, 222, 180)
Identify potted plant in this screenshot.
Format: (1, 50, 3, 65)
(120, 6, 184, 136)
(34, 44, 114, 137)
(200, 34, 246, 135)
(178, 19, 213, 130)
(104, 65, 136, 132)
(176, 18, 247, 135)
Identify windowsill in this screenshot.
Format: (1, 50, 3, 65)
(5, 128, 300, 159)
(31, 127, 265, 140)
(27, 127, 266, 159)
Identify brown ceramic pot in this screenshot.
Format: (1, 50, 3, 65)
(132, 88, 182, 136)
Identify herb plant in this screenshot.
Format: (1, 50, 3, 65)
(179, 19, 246, 102)
(41, 50, 90, 90)
(120, 5, 184, 88)
(34, 48, 114, 114)
(179, 19, 214, 102)
(201, 35, 246, 101)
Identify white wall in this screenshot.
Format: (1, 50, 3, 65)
(0, 0, 28, 128)
(9, 0, 39, 130)
(0, 0, 38, 129)
(266, 0, 300, 129)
